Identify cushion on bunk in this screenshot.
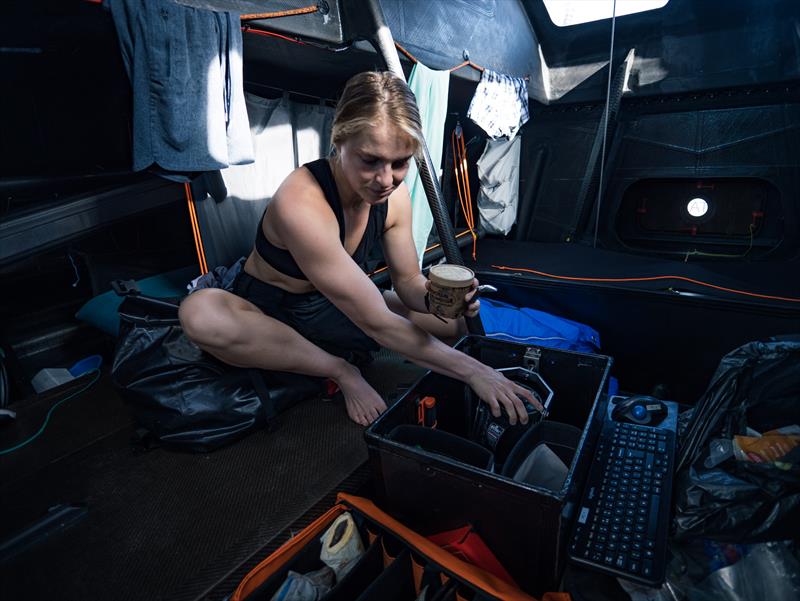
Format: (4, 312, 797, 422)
(75, 264, 197, 336)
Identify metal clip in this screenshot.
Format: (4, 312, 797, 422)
(523, 347, 542, 372)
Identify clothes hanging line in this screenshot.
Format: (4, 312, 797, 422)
(242, 25, 352, 53)
(394, 41, 530, 82)
(245, 80, 337, 106)
(240, 4, 319, 22)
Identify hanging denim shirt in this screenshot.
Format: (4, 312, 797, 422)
(108, 0, 254, 173)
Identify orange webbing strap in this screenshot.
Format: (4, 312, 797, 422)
(240, 5, 318, 21)
(451, 125, 477, 260)
(338, 493, 569, 601)
(231, 503, 346, 601)
(183, 183, 209, 275)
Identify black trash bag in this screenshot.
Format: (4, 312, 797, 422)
(673, 336, 800, 542)
(112, 294, 322, 452)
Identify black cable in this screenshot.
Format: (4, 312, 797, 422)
(0, 349, 8, 409)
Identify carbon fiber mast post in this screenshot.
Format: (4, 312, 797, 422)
(347, 0, 485, 335)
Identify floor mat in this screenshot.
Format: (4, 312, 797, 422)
(1, 392, 365, 600)
(0, 350, 424, 601)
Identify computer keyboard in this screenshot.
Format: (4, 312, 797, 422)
(568, 395, 678, 587)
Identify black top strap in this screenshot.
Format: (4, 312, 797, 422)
(253, 158, 387, 280)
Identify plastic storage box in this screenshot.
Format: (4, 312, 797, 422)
(365, 336, 612, 596)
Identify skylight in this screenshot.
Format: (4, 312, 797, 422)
(542, 0, 669, 27)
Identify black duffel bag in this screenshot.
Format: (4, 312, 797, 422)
(111, 292, 322, 452)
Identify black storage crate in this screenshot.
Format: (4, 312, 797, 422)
(365, 336, 612, 596)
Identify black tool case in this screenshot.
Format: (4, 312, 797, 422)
(365, 336, 612, 596)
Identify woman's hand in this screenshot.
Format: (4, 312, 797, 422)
(422, 277, 482, 318)
(466, 364, 544, 425)
(463, 278, 480, 318)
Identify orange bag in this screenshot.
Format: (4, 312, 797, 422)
(232, 493, 570, 601)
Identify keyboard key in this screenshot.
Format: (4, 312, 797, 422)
(647, 496, 660, 537)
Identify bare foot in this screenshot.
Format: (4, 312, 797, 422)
(334, 363, 387, 426)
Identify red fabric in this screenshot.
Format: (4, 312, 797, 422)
(428, 525, 518, 587)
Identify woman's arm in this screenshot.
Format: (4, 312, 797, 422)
(273, 179, 537, 424)
(381, 184, 480, 318)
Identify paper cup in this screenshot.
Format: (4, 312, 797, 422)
(428, 264, 475, 319)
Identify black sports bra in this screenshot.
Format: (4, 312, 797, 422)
(254, 158, 387, 280)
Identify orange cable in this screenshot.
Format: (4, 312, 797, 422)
(459, 133, 476, 253)
(240, 5, 318, 21)
(369, 231, 473, 277)
(242, 27, 308, 45)
(490, 265, 800, 304)
(184, 183, 209, 275)
(452, 127, 477, 260)
(184, 184, 207, 274)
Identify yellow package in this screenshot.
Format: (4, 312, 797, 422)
(733, 433, 800, 463)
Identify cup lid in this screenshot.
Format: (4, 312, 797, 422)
(429, 264, 474, 286)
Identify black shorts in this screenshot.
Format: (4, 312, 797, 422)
(232, 270, 379, 359)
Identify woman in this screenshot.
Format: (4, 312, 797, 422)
(179, 71, 540, 426)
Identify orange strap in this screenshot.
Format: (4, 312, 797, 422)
(183, 183, 208, 275)
(490, 265, 800, 304)
(452, 125, 477, 260)
(240, 5, 318, 21)
(231, 504, 346, 601)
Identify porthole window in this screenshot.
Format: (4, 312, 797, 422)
(686, 197, 709, 218)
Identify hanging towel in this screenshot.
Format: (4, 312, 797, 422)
(108, 0, 254, 173)
(477, 136, 521, 235)
(467, 69, 529, 140)
(403, 62, 450, 266)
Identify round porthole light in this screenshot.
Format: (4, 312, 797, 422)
(687, 197, 709, 218)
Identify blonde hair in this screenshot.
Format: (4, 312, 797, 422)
(331, 71, 424, 156)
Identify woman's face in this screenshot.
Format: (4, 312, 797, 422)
(335, 120, 416, 206)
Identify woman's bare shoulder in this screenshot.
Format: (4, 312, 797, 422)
(270, 165, 335, 228)
(385, 181, 412, 229)
(272, 165, 321, 203)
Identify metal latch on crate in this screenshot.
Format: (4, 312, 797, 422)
(523, 347, 542, 371)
